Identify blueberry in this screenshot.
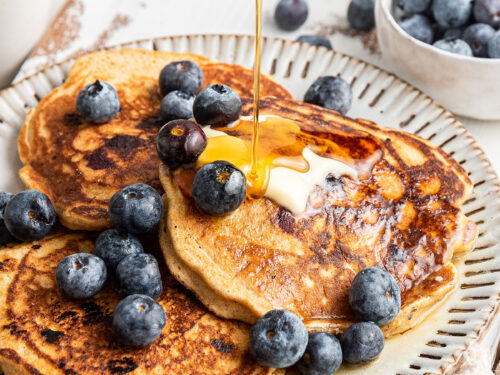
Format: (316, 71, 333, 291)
(4, 190, 56, 241)
(297, 332, 342, 375)
(432, 0, 472, 28)
(488, 30, 500, 58)
(396, 0, 432, 14)
(347, 0, 375, 31)
(109, 184, 163, 234)
(274, 0, 309, 31)
(0, 192, 15, 246)
(304, 76, 352, 115)
(250, 309, 308, 368)
(112, 294, 166, 348)
(76, 80, 120, 124)
(116, 253, 162, 300)
(474, 0, 500, 28)
(443, 27, 465, 40)
(433, 38, 473, 56)
(0, 192, 13, 217)
(398, 14, 434, 44)
(56, 253, 107, 299)
(296, 35, 333, 50)
(463, 23, 496, 57)
(160, 90, 195, 122)
(156, 120, 207, 170)
(340, 322, 385, 364)
(94, 229, 143, 272)
(349, 267, 401, 326)
(193, 84, 242, 127)
(192, 161, 246, 216)
(159, 61, 203, 96)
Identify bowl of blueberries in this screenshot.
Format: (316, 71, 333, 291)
(375, 0, 500, 120)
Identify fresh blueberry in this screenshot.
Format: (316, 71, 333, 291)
(0, 192, 15, 246)
(432, 0, 472, 28)
(109, 183, 163, 234)
(398, 14, 434, 44)
(160, 90, 195, 122)
(112, 294, 166, 348)
(443, 27, 465, 40)
(76, 80, 120, 124)
(4, 190, 56, 241)
(396, 0, 432, 14)
(433, 38, 473, 56)
(274, 0, 309, 31)
(116, 253, 162, 300)
(340, 322, 384, 364)
(56, 253, 107, 299)
(250, 309, 308, 368)
(159, 60, 203, 96)
(193, 84, 242, 126)
(296, 35, 333, 50)
(349, 267, 401, 326)
(297, 332, 342, 375)
(156, 120, 207, 170)
(347, 0, 375, 31)
(474, 0, 500, 28)
(304, 76, 352, 115)
(192, 161, 246, 216)
(94, 229, 143, 272)
(488, 30, 500, 58)
(0, 192, 13, 215)
(463, 23, 496, 57)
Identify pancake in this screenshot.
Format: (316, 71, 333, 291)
(18, 49, 292, 231)
(0, 233, 282, 375)
(159, 97, 477, 336)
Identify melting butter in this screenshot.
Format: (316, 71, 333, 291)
(266, 148, 357, 214)
(201, 120, 358, 215)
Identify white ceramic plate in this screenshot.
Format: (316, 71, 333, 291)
(1, 34, 500, 375)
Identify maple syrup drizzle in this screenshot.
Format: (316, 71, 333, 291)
(250, 0, 263, 185)
(197, 116, 381, 200)
(185, 0, 383, 212)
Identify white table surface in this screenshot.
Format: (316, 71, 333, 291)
(11, 0, 500, 373)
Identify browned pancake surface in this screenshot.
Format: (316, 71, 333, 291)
(160, 98, 477, 332)
(0, 233, 279, 375)
(18, 49, 292, 231)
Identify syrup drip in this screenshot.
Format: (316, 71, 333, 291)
(197, 116, 382, 199)
(189, 0, 382, 211)
(249, 0, 263, 185)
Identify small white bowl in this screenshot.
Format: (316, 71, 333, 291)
(375, 0, 500, 120)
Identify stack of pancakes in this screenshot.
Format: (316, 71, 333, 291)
(1, 48, 477, 374)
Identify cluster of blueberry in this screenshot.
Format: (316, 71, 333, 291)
(156, 59, 356, 218)
(249, 267, 401, 374)
(56, 183, 166, 348)
(156, 60, 248, 216)
(396, 0, 500, 58)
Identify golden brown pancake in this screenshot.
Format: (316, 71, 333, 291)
(159, 97, 477, 336)
(18, 49, 292, 231)
(0, 233, 282, 375)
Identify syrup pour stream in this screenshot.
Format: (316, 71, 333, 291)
(193, 1, 381, 211)
(250, 0, 263, 182)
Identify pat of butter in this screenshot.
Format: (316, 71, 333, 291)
(267, 148, 357, 214)
(202, 125, 358, 214)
